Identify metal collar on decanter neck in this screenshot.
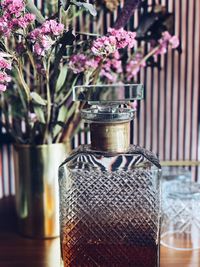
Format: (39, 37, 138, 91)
(90, 121, 130, 153)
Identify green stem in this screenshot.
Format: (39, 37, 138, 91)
(57, 75, 79, 108)
(43, 55, 52, 144)
(139, 46, 160, 66)
(75, 31, 101, 37)
(26, 49, 37, 75)
(16, 63, 30, 101)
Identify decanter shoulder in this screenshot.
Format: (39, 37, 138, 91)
(128, 144, 161, 169)
(59, 144, 161, 171)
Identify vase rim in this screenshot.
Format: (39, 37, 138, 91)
(13, 142, 70, 149)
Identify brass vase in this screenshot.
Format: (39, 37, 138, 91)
(14, 143, 69, 239)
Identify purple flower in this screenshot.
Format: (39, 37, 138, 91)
(36, 63, 46, 76)
(16, 42, 26, 54)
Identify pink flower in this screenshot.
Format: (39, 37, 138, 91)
(0, 71, 11, 92)
(100, 69, 118, 82)
(69, 54, 101, 74)
(91, 36, 117, 56)
(126, 60, 140, 81)
(100, 54, 123, 82)
(24, 13, 35, 23)
(169, 35, 179, 48)
(108, 28, 136, 49)
(85, 58, 99, 69)
(40, 20, 64, 36)
(12, 14, 35, 28)
(40, 36, 54, 49)
(2, 0, 25, 17)
(33, 43, 43, 56)
(0, 0, 35, 36)
(0, 17, 11, 36)
(0, 72, 11, 82)
(113, 50, 120, 59)
(0, 57, 12, 70)
(28, 112, 37, 123)
(91, 28, 136, 58)
(29, 20, 64, 56)
(0, 84, 7, 92)
(29, 28, 41, 39)
(161, 31, 172, 42)
(154, 31, 180, 57)
(126, 53, 146, 81)
(130, 100, 138, 110)
(69, 54, 88, 73)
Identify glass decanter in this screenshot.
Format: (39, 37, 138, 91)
(59, 84, 161, 267)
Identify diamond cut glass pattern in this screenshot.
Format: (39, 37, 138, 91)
(59, 145, 161, 267)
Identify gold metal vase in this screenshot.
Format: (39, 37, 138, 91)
(13, 143, 69, 239)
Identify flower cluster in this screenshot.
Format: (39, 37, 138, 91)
(100, 51, 123, 82)
(0, 0, 35, 36)
(69, 54, 100, 74)
(0, 55, 12, 91)
(91, 35, 117, 57)
(69, 51, 123, 83)
(29, 20, 64, 56)
(154, 31, 179, 57)
(91, 28, 136, 57)
(1, 0, 24, 16)
(107, 28, 136, 49)
(126, 52, 146, 81)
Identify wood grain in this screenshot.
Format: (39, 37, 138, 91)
(0, 197, 199, 267)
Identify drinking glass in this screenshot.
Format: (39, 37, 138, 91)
(161, 180, 200, 250)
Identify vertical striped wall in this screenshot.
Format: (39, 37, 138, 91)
(0, 0, 200, 198)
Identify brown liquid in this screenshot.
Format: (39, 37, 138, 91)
(62, 240, 158, 267)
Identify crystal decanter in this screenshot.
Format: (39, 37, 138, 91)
(59, 84, 161, 267)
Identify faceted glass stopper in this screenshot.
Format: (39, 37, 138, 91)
(73, 84, 144, 103)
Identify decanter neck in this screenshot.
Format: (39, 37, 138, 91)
(90, 121, 130, 153)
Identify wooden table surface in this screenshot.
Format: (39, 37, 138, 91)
(0, 197, 199, 267)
